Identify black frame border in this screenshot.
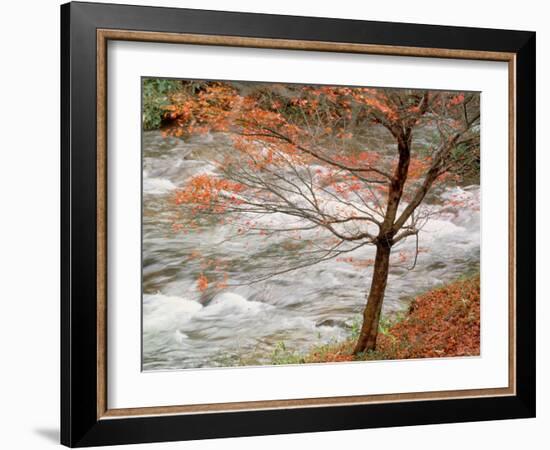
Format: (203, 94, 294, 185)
(61, 2, 535, 447)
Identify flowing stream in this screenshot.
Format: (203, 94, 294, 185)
(142, 131, 480, 370)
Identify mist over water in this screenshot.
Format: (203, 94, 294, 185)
(142, 131, 480, 370)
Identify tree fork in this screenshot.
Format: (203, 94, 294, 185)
(352, 129, 410, 355)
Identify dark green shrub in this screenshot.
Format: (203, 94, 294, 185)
(142, 78, 182, 130)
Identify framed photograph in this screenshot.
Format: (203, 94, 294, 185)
(61, 1, 535, 447)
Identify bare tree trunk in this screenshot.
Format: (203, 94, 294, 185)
(353, 242, 392, 354)
(352, 129, 408, 355)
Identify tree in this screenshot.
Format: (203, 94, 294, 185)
(165, 81, 480, 354)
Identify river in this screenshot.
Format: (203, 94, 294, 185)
(142, 130, 480, 370)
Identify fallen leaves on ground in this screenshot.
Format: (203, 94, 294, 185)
(297, 274, 480, 364)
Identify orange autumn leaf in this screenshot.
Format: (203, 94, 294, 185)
(197, 273, 208, 292)
(215, 273, 229, 290)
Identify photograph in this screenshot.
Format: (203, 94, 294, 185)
(0, 0, 542, 447)
(49, 0, 537, 447)
(142, 79, 481, 371)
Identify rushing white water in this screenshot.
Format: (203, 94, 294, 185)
(142, 131, 480, 370)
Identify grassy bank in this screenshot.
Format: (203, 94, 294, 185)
(269, 273, 480, 365)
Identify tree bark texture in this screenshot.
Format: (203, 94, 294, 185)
(353, 242, 392, 354)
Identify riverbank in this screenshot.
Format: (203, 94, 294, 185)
(269, 272, 480, 364)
